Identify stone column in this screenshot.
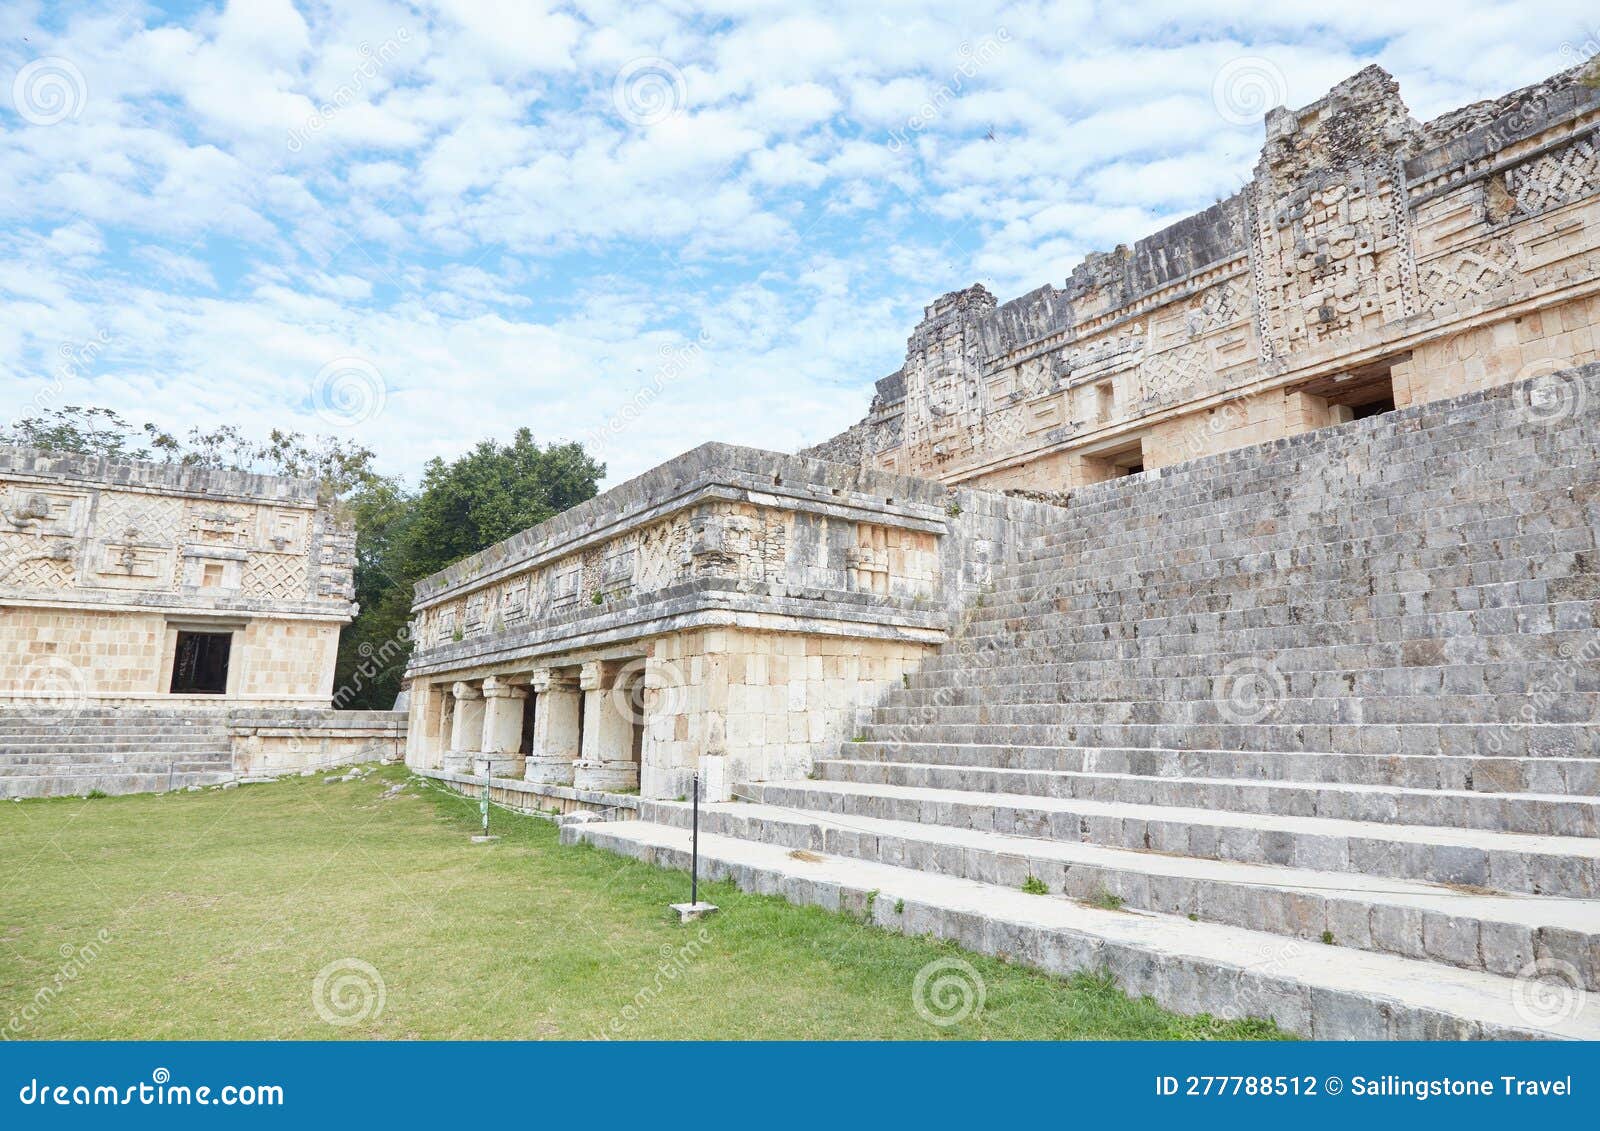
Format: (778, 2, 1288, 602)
(479, 676, 529, 779)
(573, 660, 639, 792)
(524, 668, 581, 786)
(443, 681, 484, 775)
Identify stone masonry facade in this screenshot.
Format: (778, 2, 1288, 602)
(807, 63, 1600, 494)
(0, 445, 356, 710)
(403, 443, 1059, 801)
(411, 62, 1600, 814)
(411, 64, 1600, 1037)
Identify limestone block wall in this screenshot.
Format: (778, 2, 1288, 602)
(808, 63, 1600, 495)
(0, 445, 356, 709)
(232, 619, 342, 701)
(0, 606, 344, 705)
(403, 444, 1063, 800)
(227, 709, 407, 775)
(643, 629, 931, 799)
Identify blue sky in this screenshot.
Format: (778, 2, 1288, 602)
(4, 0, 1597, 486)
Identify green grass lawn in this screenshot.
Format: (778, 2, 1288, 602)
(0, 765, 1285, 1040)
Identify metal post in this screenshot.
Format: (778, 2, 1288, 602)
(669, 769, 715, 921)
(471, 759, 498, 842)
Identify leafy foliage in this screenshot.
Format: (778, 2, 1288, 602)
(1, 407, 385, 501)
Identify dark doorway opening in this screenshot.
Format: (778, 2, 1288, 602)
(170, 631, 232, 694)
(1297, 355, 1404, 425)
(519, 694, 538, 755)
(1349, 395, 1396, 420)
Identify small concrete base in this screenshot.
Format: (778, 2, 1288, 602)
(470, 834, 501, 844)
(670, 901, 719, 923)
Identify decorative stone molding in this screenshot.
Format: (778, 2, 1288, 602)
(405, 444, 1061, 680)
(803, 62, 1600, 493)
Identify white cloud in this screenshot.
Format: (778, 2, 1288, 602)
(1, 0, 1591, 486)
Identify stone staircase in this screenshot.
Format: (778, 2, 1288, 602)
(0, 709, 234, 798)
(564, 365, 1600, 1039)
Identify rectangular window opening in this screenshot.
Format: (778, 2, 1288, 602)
(170, 631, 232, 695)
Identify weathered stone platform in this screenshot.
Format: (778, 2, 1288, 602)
(566, 364, 1600, 1038)
(0, 707, 406, 798)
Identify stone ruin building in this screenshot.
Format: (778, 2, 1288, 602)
(0, 447, 403, 796)
(400, 63, 1600, 1039)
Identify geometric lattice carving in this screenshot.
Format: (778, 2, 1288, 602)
(0, 533, 75, 589)
(1185, 276, 1250, 338)
(96, 492, 183, 545)
(243, 553, 308, 600)
(1416, 239, 1519, 312)
(1140, 342, 1211, 403)
(1504, 136, 1599, 220)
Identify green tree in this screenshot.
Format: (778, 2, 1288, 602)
(396, 429, 601, 578)
(1, 406, 168, 459)
(333, 430, 604, 710)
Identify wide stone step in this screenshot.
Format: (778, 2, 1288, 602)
(909, 646, 1593, 693)
(741, 779, 1600, 898)
(0, 759, 231, 776)
(562, 818, 1600, 1038)
(853, 719, 1598, 759)
(1005, 518, 1595, 579)
(0, 741, 231, 756)
(839, 740, 1600, 795)
(814, 758, 1600, 837)
(1003, 559, 1584, 602)
(637, 798, 1600, 990)
(865, 693, 1600, 728)
(915, 623, 1587, 668)
(1006, 514, 1596, 586)
(0, 770, 235, 798)
(889, 659, 1600, 703)
(1019, 468, 1592, 556)
(1014, 523, 1592, 589)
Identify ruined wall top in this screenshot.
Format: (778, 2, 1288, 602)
(413, 440, 1010, 605)
(406, 441, 1066, 677)
(0, 444, 324, 506)
(0, 443, 356, 618)
(805, 61, 1600, 479)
